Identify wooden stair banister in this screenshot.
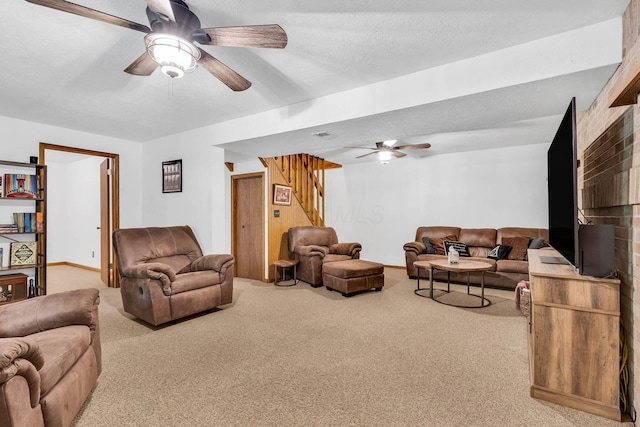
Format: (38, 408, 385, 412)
(270, 154, 340, 226)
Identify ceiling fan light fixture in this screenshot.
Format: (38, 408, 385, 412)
(378, 150, 393, 164)
(144, 33, 201, 78)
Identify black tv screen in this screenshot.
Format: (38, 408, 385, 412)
(547, 97, 578, 267)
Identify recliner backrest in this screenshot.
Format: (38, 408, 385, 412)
(113, 226, 203, 275)
(288, 226, 339, 253)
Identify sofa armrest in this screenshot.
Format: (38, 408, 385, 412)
(0, 338, 43, 408)
(403, 241, 426, 255)
(122, 262, 177, 288)
(329, 242, 362, 257)
(294, 245, 330, 258)
(191, 254, 234, 272)
(0, 338, 44, 371)
(0, 288, 100, 338)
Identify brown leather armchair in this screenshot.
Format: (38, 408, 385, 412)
(0, 289, 101, 427)
(288, 226, 361, 287)
(113, 225, 234, 326)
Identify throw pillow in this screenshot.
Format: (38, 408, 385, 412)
(421, 237, 437, 254)
(524, 237, 546, 261)
(528, 237, 545, 249)
(502, 236, 531, 261)
(429, 235, 457, 256)
(488, 244, 512, 260)
(443, 240, 471, 257)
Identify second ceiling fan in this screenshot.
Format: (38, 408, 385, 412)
(346, 140, 432, 162)
(25, 0, 289, 91)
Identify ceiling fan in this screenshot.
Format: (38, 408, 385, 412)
(24, 0, 288, 91)
(345, 140, 432, 162)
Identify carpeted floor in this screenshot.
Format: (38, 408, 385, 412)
(46, 266, 627, 426)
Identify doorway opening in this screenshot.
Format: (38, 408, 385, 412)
(39, 143, 120, 290)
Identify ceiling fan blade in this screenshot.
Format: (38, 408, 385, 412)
(201, 25, 288, 49)
(392, 151, 408, 158)
(124, 52, 158, 76)
(356, 151, 381, 159)
(393, 143, 432, 150)
(146, 0, 176, 22)
(344, 146, 376, 150)
(25, 0, 150, 33)
(197, 48, 252, 91)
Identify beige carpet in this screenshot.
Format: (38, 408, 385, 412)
(46, 266, 626, 426)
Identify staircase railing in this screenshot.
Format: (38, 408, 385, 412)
(271, 154, 340, 226)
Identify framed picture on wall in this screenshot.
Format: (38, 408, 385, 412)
(273, 184, 292, 205)
(162, 159, 182, 193)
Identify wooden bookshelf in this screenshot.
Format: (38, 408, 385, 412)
(0, 160, 46, 298)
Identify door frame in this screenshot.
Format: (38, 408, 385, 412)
(231, 172, 265, 280)
(39, 143, 121, 287)
(99, 158, 112, 286)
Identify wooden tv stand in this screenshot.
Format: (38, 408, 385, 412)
(527, 249, 621, 421)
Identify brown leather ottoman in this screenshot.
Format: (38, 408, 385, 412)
(322, 259, 384, 297)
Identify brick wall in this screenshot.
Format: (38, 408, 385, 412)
(577, 0, 640, 418)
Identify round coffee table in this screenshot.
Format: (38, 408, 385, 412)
(413, 261, 432, 298)
(427, 259, 492, 308)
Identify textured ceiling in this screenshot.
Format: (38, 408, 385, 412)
(0, 0, 630, 164)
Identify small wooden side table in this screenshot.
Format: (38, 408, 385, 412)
(274, 259, 298, 286)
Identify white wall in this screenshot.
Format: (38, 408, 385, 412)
(0, 116, 144, 229)
(325, 143, 549, 266)
(139, 131, 228, 255)
(48, 157, 103, 268)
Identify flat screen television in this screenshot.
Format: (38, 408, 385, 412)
(545, 97, 579, 267)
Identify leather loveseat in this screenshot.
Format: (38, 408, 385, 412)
(403, 226, 548, 289)
(0, 288, 101, 427)
(113, 225, 234, 326)
(288, 226, 362, 287)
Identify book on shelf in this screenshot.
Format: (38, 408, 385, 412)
(0, 224, 18, 233)
(5, 174, 38, 199)
(36, 212, 43, 233)
(9, 241, 37, 266)
(13, 213, 24, 233)
(0, 247, 3, 268)
(0, 175, 2, 197)
(24, 213, 31, 233)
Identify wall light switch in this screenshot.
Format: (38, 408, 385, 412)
(274, 210, 280, 218)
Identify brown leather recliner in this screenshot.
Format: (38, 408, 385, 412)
(113, 226, 234, 326)
(0, 288, 101, 427)
(288, 226, 362, 287)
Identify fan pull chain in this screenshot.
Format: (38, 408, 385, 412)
(167, 76, 174, 100)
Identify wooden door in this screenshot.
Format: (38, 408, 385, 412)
(232, 173, 264, 280)
(99, 159, 111, 286)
